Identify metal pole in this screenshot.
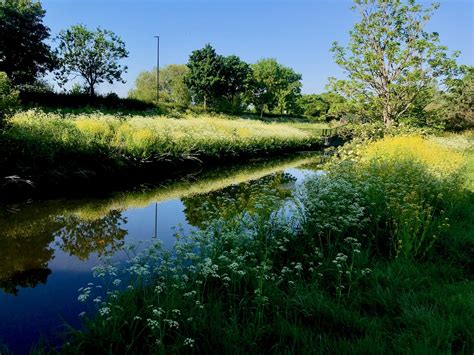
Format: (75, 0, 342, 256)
(154, 35, 160, 103)
(154, 202, 158, 238)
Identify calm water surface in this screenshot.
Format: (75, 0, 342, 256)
(0, 155, 322, 354)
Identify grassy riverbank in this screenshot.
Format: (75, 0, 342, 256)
(56, 132, 473, 353)
(0, 111, 328, 199)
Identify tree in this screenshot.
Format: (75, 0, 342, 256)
(319, 92, 348, 120)
(331, 0, 459, 126)
(55, 25, 128, 97)
(297, 94, 330, 118)
(184, 44, 224, 109)
(219, 55, 252, 112)
(0, 0, 56, 86)
(129, 64, 191, 106)
(250, 59, 302, 117)
(442, 65, 474, 130)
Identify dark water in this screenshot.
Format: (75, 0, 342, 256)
(0, 155, 322, 354)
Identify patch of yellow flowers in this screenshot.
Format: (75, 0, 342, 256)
(359, 135, 466, 177)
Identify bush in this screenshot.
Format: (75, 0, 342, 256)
(0, 72, 19, 126)
(18, 91, 155, 111)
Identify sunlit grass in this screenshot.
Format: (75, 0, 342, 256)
(6, 110, 325, 163)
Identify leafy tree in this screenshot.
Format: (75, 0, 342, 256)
(0, 0, 56, 86)
(331, 0, 459, 126)
(442, 65, 474, 130)
(55, 24, 129, 96)
(297, 94, 330, 118)
(319, 92, 348, 120)
(0, 72, 19, 126)
(219, 55, 252, 112)
(184, 44, 224, 109)
(185, 44, 252, 111)
(250, 59, 302, 117)
(129, 64, 191, 106)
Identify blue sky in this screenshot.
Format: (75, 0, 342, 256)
(41, 0, 474, 96)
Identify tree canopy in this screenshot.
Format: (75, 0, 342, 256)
(129, 64, 191, 106)
(330, 0, 459, 126)
(442, 65, 474, 130)
(184, 44, 252, 112)
(55, 24, 129, 96)
(250, 59, 302, 117)
(184, 44, 224, 109)
(0, 0, 56, 86)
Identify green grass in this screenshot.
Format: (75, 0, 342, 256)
(0, 110, 327, 196)
(36, 132, 474, 354)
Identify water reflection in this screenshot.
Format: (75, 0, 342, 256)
(0, 153, 322, 353)
(183, 172, 296, 228)
(0, 216, 57, 295)
(54, 210, 128, 260)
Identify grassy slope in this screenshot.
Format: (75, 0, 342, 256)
(0, 111, 330, 199)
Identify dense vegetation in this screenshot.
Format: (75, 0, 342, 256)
(0, 110, 328, 197)
(57, 133, 473, 353)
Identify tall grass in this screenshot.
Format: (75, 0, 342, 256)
(47, 134, 473, 354)
(4, 110, 322, 162)
(0, 111, 326, 197)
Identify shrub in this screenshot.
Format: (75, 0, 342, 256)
(18, 91, 155, 111)
(0, 72, 19, 126)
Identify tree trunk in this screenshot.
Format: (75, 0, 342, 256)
(260, 105, 264, 118)
(382, 90, 392, 126)
(203, 96, 207, 110)
(383, 106, 392, 126)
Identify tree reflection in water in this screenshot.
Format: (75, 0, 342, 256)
(0, 209, 128, 294)
(0, 169, 301, 295)
(0, 222, 56, 295)
(54, 210, 128, 260)
(182, 172, 296, 228)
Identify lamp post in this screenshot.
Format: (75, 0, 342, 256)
(154, 35, 160, 103)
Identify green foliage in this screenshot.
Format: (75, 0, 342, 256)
(184, 44, 251, 112)
(129, 65, 191, 107)
(55, 24, 129, 96)
(18, 90, 154, 112)
(184, 44, 224, 109)
(218, 55, 252, 113)
(442, 65, 474, 131)
(0, 72, 19, 126)
(249, 58, 302, 117)
(330, 0, 459, 126)
(296, 94, 329, 119)
(0, 0, 56, 86)
(57, 134, 473, 353)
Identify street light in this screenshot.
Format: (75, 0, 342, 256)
(154, 35, 160, 103)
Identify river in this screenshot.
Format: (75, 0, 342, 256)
(0, 153, 323, 354)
